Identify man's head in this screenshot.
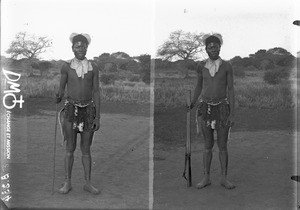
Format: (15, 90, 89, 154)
(204, 34, 223, 60)
(69, 33, 91, 60)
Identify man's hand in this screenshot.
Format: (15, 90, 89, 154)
(226, 114, 235, 127)
(186, 102, 195, 112)
(55, 93, 62, 104)
(92, 118, 100, 131)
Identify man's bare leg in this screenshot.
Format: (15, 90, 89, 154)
(217, 126, 235, 189)
(197, 121, 214, 189)
(81, 132, 100, 194)
(59, 121, 77, 194)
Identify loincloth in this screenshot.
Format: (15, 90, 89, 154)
(196, 98, 230, 130)
(58, 98, 96, 143)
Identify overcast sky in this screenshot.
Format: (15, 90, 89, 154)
(1, 0, 299, 61)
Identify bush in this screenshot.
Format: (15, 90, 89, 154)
(39, 61, 53, 70)
(232, 66, 246, 78)
(31, 61, 53, 70)
(31, 62, 40, 69)
(103, 62, 118, 72)
(263, 68, 289, 85)
(129, 74, 140, 82)
(100, 74, 118, 85)
(142, 73, 150, 84)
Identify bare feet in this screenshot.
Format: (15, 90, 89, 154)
(58, 182, 72, 194)
(196, 177, 211, 189)
(83, 183, 100, 195)
(220, 178, 235, 189)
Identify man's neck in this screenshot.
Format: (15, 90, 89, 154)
(74, 57, 86, 61)
(208, 56, 221, 61)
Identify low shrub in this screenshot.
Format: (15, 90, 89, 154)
(100, 74, 118, 85)
(263, 68, 289, 85)
(232, 66, 246, 78)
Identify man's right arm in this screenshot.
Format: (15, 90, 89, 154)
(56, 64, 68, 103)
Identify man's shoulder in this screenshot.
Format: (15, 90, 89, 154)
(195, 60, 206, 73)
(221, 60, 232, 68)
(90, 61, 100, 71)
(61, 61, 70, 72)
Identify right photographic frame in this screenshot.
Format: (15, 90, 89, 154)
(153, 0, 299, 209)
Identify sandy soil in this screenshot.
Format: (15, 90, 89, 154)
(7, 110, 150, 209)
(154, 130, 297, 210)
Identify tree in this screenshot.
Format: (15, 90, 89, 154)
(230, 56, 243, 66)
(157, 30, 205, 77)
(6, 32, 52, 59)
(111, 52, 130, 59)
(137, 54, 151, 84)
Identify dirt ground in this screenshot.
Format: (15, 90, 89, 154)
(2, 98, 298, 210)
(154, 108, 297, 210)
(5, 100, 150, 210)
(154, 130, 296, 210)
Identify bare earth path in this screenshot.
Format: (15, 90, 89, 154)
(8, 109, 150, 209)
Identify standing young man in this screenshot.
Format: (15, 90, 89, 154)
(56, 33, 100, 194)
(188, 33, 235, 189)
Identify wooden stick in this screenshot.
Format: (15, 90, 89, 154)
(185, 90, 192, 187)
(52, 103, 58, 194)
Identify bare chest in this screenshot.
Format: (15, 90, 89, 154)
(67, 67, 93, 84)
(202, 65, 227, 85)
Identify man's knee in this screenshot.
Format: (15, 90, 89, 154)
(217, 144, 228, 152)
(204, 140, 214, 150)
(80, 145, 91, 156)
(217, 137, 228, 151)
(203, 148, 213, 153)
(65, 151, 74, 157)
(66, 142, 76, 153)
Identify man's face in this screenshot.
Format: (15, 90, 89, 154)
(72, 41, 88, 60)
(206, 42, 220, 60)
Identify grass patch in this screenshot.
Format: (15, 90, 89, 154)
(155, 70, 295, 110)
(235, 82, 294, 109)
(154, 77, 196, 108)
(18, 74, 150, 103)
(101, 83, 150, 103)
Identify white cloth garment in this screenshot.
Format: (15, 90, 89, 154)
(67, 58, 93, 79)
(69, 33, 91, 45)
(204, 58, 222, 77)
(203, 33, 223, 46)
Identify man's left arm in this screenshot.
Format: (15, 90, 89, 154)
(92, 63, 101, 131)
(227, 63, 235, 124)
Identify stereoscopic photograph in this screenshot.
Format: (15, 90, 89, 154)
(1, 0, 299, 210)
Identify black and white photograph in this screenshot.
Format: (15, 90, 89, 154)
(0, 0, 299, 209)
(1, 0, 152, 209)
(153, 0, 299, 209)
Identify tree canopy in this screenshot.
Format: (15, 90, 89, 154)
(6, 32, 52, 59)
(157, 30, 205, 61)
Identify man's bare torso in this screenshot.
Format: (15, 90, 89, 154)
(198, 61, 231, 100)
(63, 62, 95, 101)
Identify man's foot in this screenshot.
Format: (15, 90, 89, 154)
(58, 182, 72, 194)
(220, 178, 235, 189)
(196, 177, 211, 189)
(83, 183, 100, 195)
